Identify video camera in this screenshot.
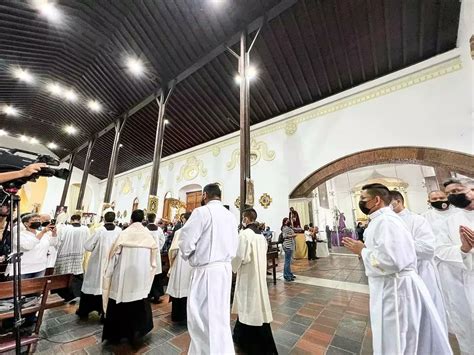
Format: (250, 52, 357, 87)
(0, 147, 69, 191)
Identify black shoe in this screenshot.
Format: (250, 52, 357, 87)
(284, 278, 293, 282)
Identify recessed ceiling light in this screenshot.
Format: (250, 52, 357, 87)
(126, 57, 144, 76)
(164, 119, 170, 125)
(30, 137, 40, 144)
(3, 105, 19, 116)
(64, 89, 78, 102)
(119, 143, 123, 148)
(64, 125, 77, 135)
(0, 129, 8, 136)
(87, 100, 102, 112)
(47, 142, 58, 149)
(19, 135, 29, 142)
(13, 68, 34, 84)
(33, 0, 62, 23)
(234, 66, 258, 84)
(47, 82, 62, 96)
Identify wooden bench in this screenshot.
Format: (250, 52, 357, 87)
(0, 274, 72, 354)
(267, 250, 278, 285)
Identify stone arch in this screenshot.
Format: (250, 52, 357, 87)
(290, 146, 474, 198)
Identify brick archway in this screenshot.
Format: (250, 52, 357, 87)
(290, 146, 474, 198)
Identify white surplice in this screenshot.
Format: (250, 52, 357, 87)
(422, 206, 457, 230)
(179, 200, 239, 355)
(434, 209, 474, 354)
(361, 207, 451, 355)
(81, 225, 121, 295)
(397, 209, 448, 334)
(55, 224, 90, 275)
(167, 229, 192, 298)
(148, 226, 164, 275)
(103, 223, 157, 307)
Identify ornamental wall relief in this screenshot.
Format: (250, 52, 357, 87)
(177, 156, 208, 182)
(226, 139, 275, 171)
(120, 177, 132, 195)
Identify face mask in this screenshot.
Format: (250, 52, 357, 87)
(430, 201, 450, 211)
(41, 221, 50, 227)
(29, 222, 42, 230)
(448, 193, 471, 208)
(359, 199, 373, 215)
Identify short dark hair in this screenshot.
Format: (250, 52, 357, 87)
(131, 209, 144, 223)
(304, 225, 309, 231)
(203, 183, 221, 199)
(21, 213, 39, 224)
(242, 208, 257, 222)
(147, 213, 156, 223)
(362, 183, 391, 205)
(182, 212, 192, 222)
(71, 214, 81, 222)
(104, 211, 115, 223)
(389, 190, 404, 204)
(443, 178, 461, 188)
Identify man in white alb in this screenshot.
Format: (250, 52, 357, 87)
(179, 183, 239, 355)
(422, 189, 456, 230)
(390, 190, 448, 336)
(343, 183, 451, 355)
(435, 178, 474, 354)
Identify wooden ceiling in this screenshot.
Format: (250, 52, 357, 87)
(0, 0, 461, 179)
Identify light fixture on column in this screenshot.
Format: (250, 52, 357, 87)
(47, 142, 58, 149)
(33, 0, 62, 23)
(126, 57, 145, 76)
(87, 100, 102, 112)
(64, 125, 77, 135)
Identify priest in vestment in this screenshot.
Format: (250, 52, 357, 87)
(55, 214, 90, 301)
(179, 183, 239, 355)
(422, 190, 456, 229)
(76, 211, 121, 320)
(343, 183, 452, 355)
(146, 213, 165, 304)
(288, 207, 301, 229)
(167, 212, 192, 323)
(390, 190, 448, 338)
(434, 178, 474, 354)
(232, 208, 277, 355)
(102, 209, 157, 345)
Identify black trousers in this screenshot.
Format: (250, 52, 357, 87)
(306, 241, 316, 260)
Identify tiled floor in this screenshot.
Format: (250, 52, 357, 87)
(27, 254, 459, 354)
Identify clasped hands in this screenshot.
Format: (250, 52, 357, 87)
(460, 225, 474, 253)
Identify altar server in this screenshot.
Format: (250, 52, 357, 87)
(146, 213, 165, 303)
(435, 178, 474, 354)
(167, 212, 192, 323)
(102, 209, 157, 345)
(232, 208, 277, 355)
(344, 183, 452, 355)
(76, 211, 121, 319)
(390, 190, 448, 334)
(422, 190, 456, 229)
(55, 214, 90, 301)
(179, 183, 239, 355)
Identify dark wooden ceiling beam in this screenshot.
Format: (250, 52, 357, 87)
(333, 1, 354, 87)
(366, 0, 379, 76)
(383, 0, 393, 71)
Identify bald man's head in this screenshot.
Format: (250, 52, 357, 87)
(428, 190, 447, 202)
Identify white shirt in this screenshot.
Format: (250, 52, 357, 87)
(304, 230, 313, 242)
(179, 200, 239, 267)
(148, 226, 164, 275)
(422, 206, 457, 230)
(6, 229, 51, 275)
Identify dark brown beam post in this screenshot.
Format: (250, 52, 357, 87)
(103, 114, 129, 204)
(58, 152, 76, 210)
(148, 83, 175, 214)
(239, 30, 251, 214)
(76, 137, 97, 212)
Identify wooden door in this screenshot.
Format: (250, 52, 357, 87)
(186, 191, 201, 212)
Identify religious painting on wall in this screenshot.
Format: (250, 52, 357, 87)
(55, 205, 68, 219)
(245, 178, 254, 207)
(147, 196, 158, 214)
(318, 182, 330, 209)
(132, 197, 139, 211)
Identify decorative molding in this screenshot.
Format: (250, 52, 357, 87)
(259, 193, 273, 209)
(285, 121, 297, 136)
(176, 156, 208, 182)
(234, 197, 241, 209)
(226, 139, 276, 171)
(212, 146, 221, 157)
(120, 177, 132, 195)
(169, 162, 174, 171)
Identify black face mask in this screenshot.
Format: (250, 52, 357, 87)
(358, 200, 372, 215)
(200, 198, 206, 206)
(41, 221, 50, 227)
(430, 201, 450, 211)
(29, 222, 42, 230)
(448, 193, 471, 209)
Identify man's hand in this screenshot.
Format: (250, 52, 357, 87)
(343, 237, 365, 256)
(20, 163, 47, 178)
(460, 226, 474, 253)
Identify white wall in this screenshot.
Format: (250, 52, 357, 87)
(94, 48, 472, 230)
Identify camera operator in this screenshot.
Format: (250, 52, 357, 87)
(0, 163, 47, 185)
(5, 213, 57, 279)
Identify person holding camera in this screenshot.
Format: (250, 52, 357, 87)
(0, 163, 47, 185)
(5, 213, 56, 279)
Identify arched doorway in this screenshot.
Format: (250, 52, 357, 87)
(290, 146, 474, 199)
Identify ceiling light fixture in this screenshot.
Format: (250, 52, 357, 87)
(164, 119, 170, 125)
(234, 65, 258, 84)
(87, 100, 102, 112)
(64, 125, 77, 135)
(30, 137, 40, 144)
(64, 89, 78, 102)
(47, 142, 58, 149)
(33, 0, 62, 23)
(119, 143, 123, 148)
(0, 129, 8, 136)
(126, 57, 145, 76)
(47, 82, 62, 96)
(13, 68, 34, 84)
(3, 105, 19, 116)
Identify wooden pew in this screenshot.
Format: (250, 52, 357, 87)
(0, 274, 72, 354)
(267, 250, 278, 285)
